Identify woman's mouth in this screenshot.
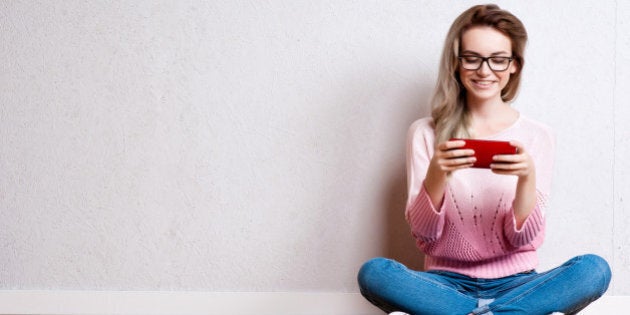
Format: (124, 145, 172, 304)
(472, 79, 495, 88)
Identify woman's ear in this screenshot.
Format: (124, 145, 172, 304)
(509, 60, 519, 74)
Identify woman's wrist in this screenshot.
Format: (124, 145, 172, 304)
(424, 160, 449, 208)
(513, 169, 537, 227)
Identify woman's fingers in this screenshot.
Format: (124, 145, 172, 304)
(509, 140, 524, 153)
(440, 156, 476, 168)
(492, 153, 523, 164)
(435, 140, 476, 171)
(490, 142, 533, 176)
(491, 161, 527, 171)
(438, 140, 474, 158)
(442, 148, 475, 159)
(438, 139, 466, 151)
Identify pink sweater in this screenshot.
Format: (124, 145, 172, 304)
(405, 116, 555, 279)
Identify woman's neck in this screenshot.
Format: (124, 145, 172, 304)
(466, 94, 505, 115)
(467, 98, 519, 138)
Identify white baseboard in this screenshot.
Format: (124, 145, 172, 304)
(0, 291, 377, 315)
(0, 291, 626, 314)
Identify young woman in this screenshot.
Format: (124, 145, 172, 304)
(358, 4, 611, 315)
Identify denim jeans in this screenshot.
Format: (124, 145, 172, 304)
(357, 254, 611, 315)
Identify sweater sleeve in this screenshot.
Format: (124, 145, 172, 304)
(503, 126, 555, 248)
(503, 192, 546, 247)
(405, 119, 446, 242)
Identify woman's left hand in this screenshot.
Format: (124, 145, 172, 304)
(490, 141, 535, 178)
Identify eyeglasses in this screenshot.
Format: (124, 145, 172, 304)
(458, 55, 514, 72)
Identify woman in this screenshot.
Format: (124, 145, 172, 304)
(357, 4, 611, 315)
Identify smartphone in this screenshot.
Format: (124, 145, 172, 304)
(450, 138, 518, 168)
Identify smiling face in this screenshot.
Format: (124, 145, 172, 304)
(458, 26, 517, 105)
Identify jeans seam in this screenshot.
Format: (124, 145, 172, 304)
(487, 255, 582, 313)
(393, 263, 474, 301)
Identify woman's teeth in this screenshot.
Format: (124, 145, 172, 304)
(474, 80, 493, 86)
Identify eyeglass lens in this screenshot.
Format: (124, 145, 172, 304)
(460, 56, 511, 71)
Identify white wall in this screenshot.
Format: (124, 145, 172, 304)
(1, 0, 628, 296)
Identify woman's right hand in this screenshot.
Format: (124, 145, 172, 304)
(430, 139, 476, 173)
(423, 139, 476, 208)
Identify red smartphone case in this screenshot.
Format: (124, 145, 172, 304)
(451, 138, 517, 168)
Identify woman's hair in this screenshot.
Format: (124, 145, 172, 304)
(431, 4, 528, 144)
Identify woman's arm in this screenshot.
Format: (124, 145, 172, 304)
(493, 127, 555, 248)
(406, 121, 474, 242)
(490, 140, 536, 229)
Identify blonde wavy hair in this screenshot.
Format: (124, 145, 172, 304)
(431, 4, 528, 144)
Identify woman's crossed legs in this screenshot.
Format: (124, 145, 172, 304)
(357, 254, 610, 315)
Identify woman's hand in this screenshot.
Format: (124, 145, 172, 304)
(430, 139, 476, 173)
(490, 141, 535, 178)
(424, 139, 475, 208)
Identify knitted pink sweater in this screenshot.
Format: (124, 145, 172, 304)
(405, 116, 555, 279)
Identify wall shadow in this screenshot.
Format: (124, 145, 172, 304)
(383, 162, 425, 271)
(381, 88, 432, 271)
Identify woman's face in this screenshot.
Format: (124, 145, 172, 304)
(458, 26, 517, 104)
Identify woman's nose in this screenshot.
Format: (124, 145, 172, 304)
(476, 60, 493, 75)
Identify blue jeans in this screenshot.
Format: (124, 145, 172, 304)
(358, 254, 611, 315)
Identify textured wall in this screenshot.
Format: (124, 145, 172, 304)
(1, 1, 628, 294)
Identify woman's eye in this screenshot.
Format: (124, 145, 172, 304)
(463, 57, 480, 63)
(491, 58, 509, 65)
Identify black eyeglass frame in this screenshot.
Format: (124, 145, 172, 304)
(457, 55, 514, 72)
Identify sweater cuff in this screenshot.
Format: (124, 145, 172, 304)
(504, 204, 545, 248)
(405, 184, 446, 242)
